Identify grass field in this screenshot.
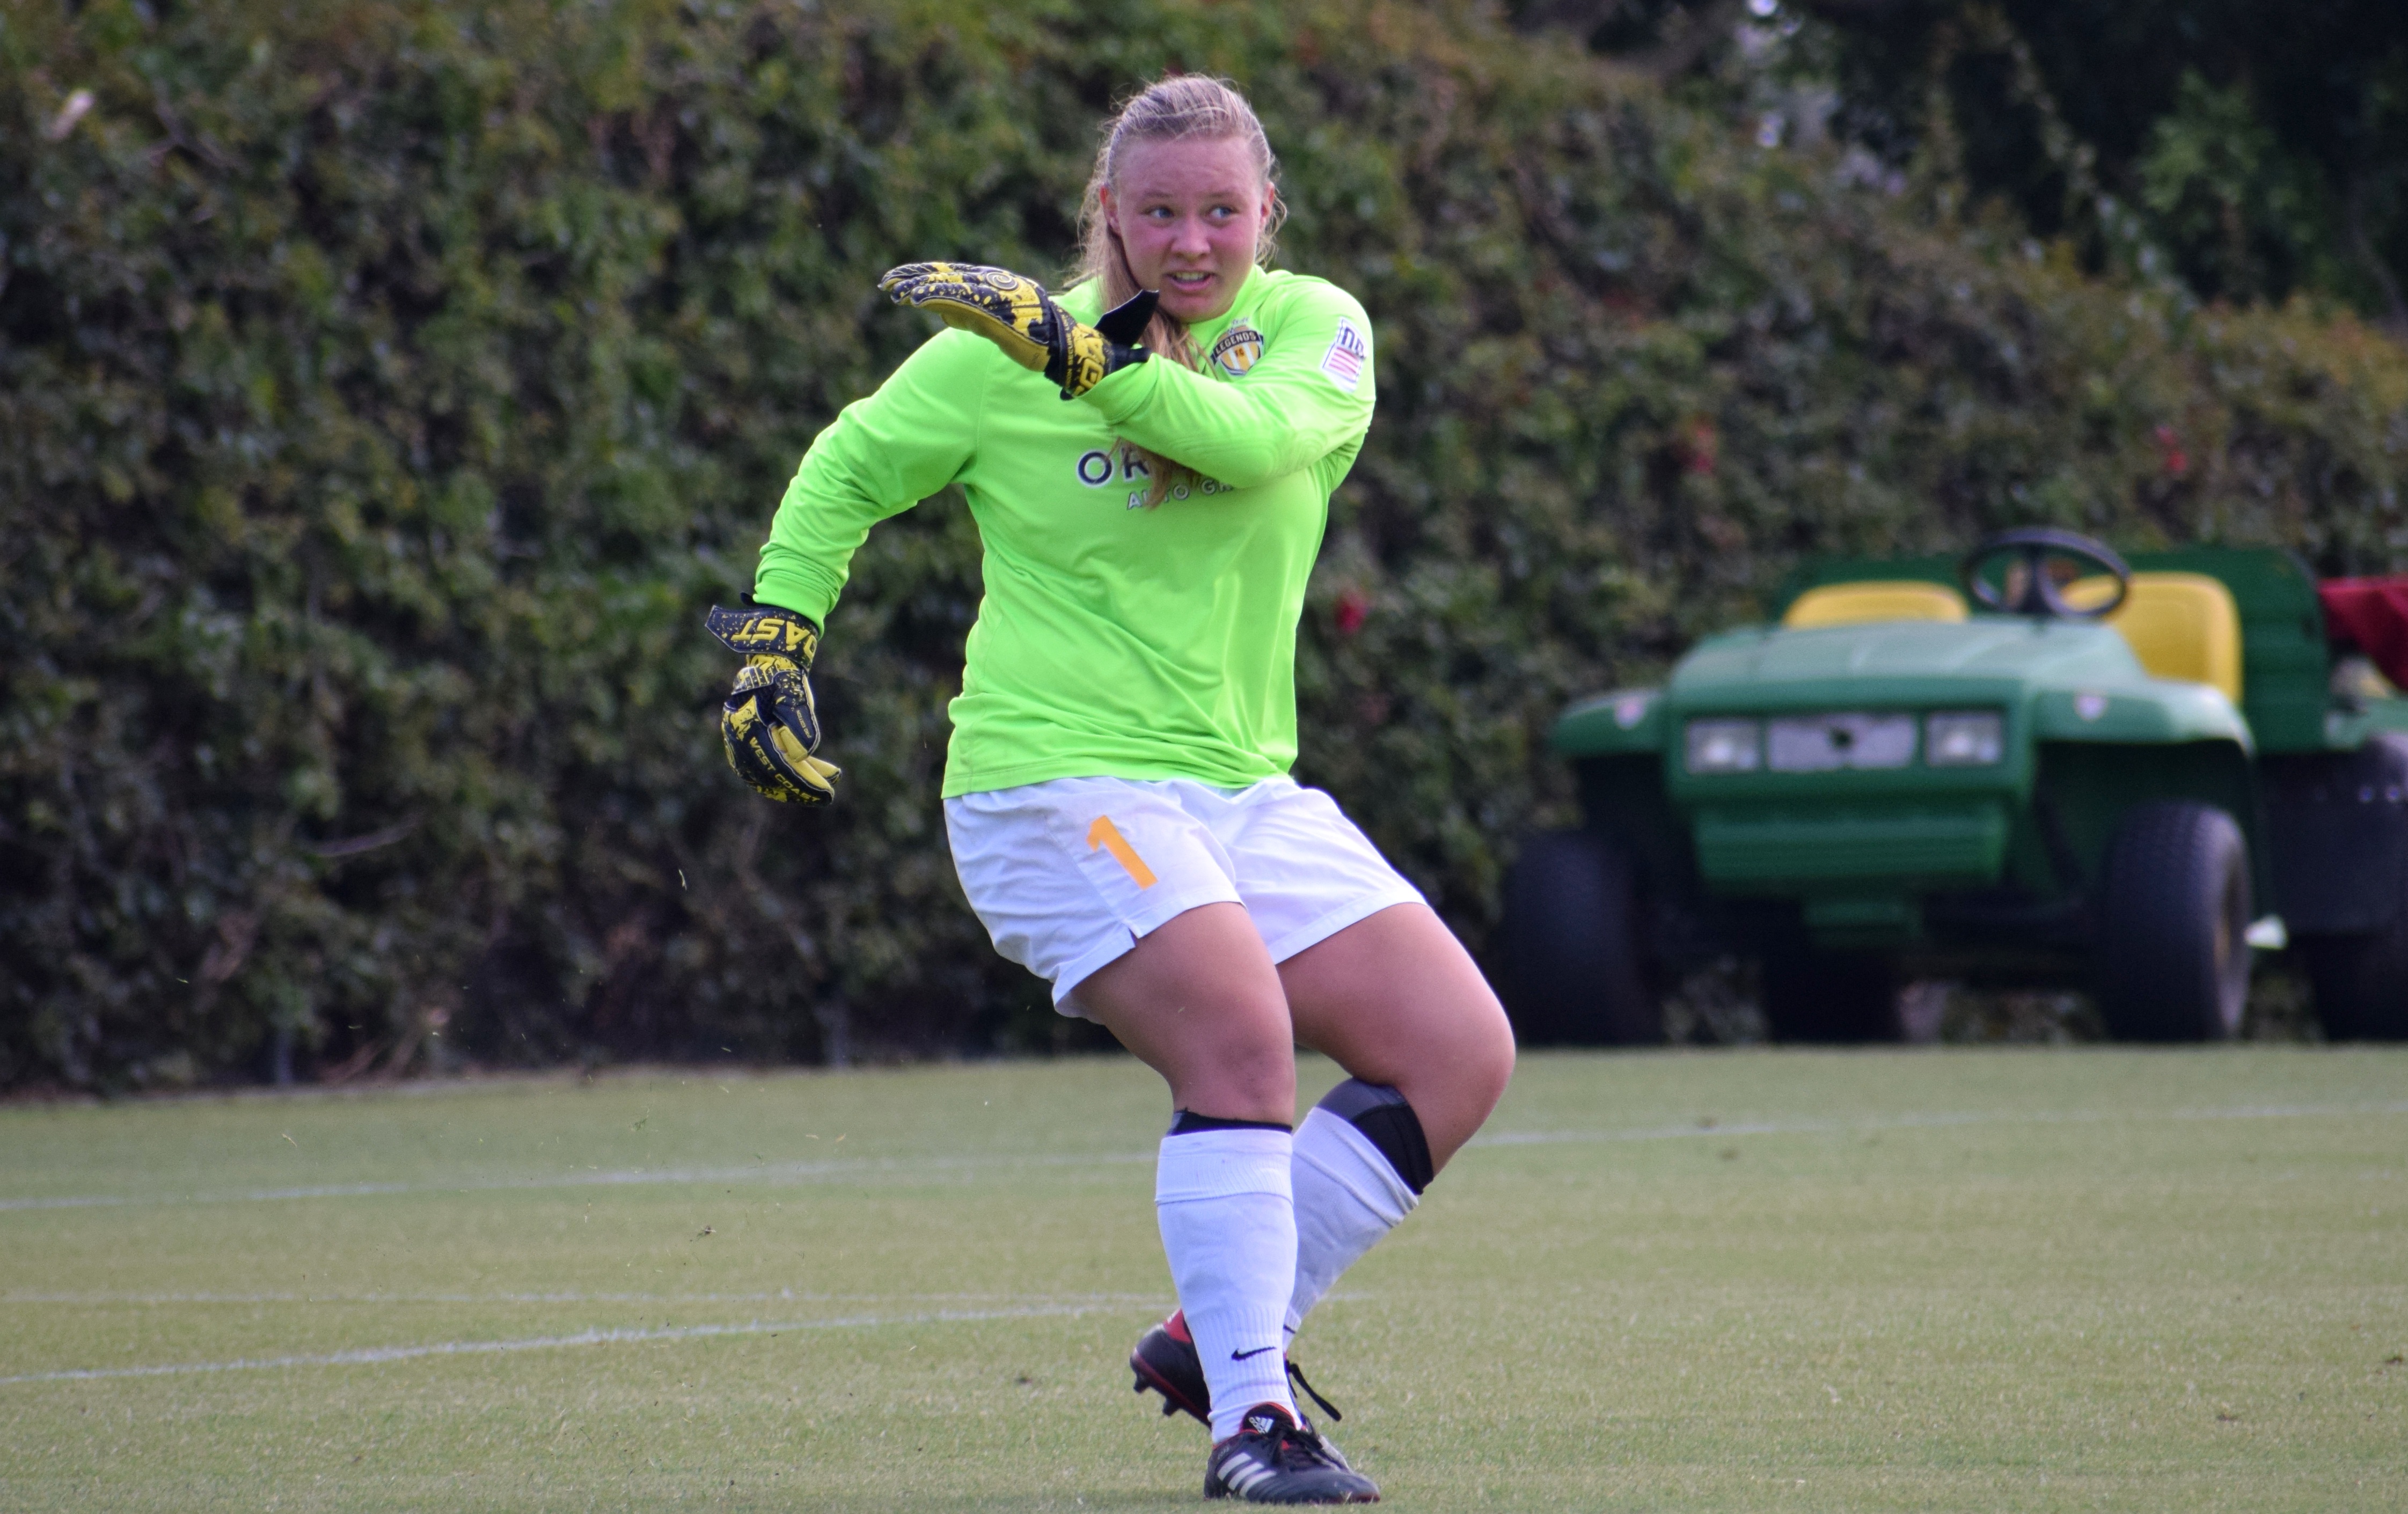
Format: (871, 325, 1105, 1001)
(2, 1048, 2403, 1511)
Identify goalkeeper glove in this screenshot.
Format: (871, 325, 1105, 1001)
(706, 601, 840, 805)
(878, 262, 1159, 400)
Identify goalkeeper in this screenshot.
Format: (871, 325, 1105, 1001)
(709, 74, 1514, 1505)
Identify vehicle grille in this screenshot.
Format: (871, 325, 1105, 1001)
(1694, 804, 2009, 887)
(1766, 713, 1917, 772)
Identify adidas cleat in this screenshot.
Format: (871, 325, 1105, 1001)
(1204, 1402, 1379, 1504)
(1131, 1311, 1347, 1432)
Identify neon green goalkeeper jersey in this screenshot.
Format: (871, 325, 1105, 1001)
(756, 264, 1375, 797)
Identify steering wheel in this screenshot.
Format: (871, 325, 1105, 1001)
(1959, 527, 2131, 619)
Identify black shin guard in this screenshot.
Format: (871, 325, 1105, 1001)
(1314, 1078, 1433, 1194)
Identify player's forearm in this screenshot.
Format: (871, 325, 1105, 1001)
(754, 459, 891, 624)
(755, 340, 982, 622)
(1082, 361, 1364, 490)
(754, 535, 848, 625)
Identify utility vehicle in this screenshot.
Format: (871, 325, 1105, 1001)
(1501, 528, 2408, 1043)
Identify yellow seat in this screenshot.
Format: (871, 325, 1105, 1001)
(1783, 580, 1969, 629)
(2067, 572, 2243, 702)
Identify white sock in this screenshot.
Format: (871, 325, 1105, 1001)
(1154, 1126, 1299, 1440)
(1285, 1106, 1419, 1336)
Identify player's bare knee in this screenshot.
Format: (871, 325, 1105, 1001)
(1384, 996, 1513, 1164)
(1169, 1016, 1294, 1123)
(1420, 989, 1513, 1112)
(1222, 1034, 1299, 1113)
(1467, 994, 1516, 1111)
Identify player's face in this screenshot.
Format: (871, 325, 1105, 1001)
(1102, 136, 1272, 326)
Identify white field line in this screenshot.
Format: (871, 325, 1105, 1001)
(0, 1300, 1131, 1388)
(1474, 1097, 2408, 1149)
(5, 1099, 2403, 1215)
(3, 1288, 1163, 1307)
(0, 1149, 1152, 1213)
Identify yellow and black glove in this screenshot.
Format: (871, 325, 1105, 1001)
(706, 601, 839, 805)
(878, 262, 1159, 400)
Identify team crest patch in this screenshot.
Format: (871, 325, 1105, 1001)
(1320, 318, 1368, 392)
(1209, 323, 1265, 378)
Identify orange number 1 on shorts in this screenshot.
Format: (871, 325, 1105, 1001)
(1086, 816, 1159, 889)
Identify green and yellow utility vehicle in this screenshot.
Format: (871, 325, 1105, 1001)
(1501, 529, 2408, 1043)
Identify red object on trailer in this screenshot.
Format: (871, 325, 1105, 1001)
(2316, 577, 2408, 690)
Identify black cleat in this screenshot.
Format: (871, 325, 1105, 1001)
(1131, 1311, 1348, 1431)
(1205, 1402, 1380, 1504)
(1131, 1309, 1212, 1424)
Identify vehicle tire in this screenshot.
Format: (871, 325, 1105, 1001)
(2094, 801, 2250, 1041)
(1759, 947, 1900, 1043)
(1497, 829, 1661, 1046)
(2299, 917, 2408, 1040)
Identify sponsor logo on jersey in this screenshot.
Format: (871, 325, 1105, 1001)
(1075, 444, 1151, 489)
(1320, 318, 1368, 392)
(1208, 322, 1265, 378)
(1074, 444, 1231, 506)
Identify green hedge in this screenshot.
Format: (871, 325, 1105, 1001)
(5, 0, 2406, 1088)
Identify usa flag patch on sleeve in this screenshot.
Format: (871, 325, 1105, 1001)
(1319, 318, 1368, 392)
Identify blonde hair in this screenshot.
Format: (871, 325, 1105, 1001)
(1074, 75, 1284, 504)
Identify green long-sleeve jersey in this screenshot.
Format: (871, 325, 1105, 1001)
(756, 263, 1375, 797)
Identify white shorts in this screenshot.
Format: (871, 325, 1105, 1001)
(945, 774, 1426, 1016)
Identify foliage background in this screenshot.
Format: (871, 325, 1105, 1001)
(5, 0, 2407, 1089)
(1507, 1, 2408, 324)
